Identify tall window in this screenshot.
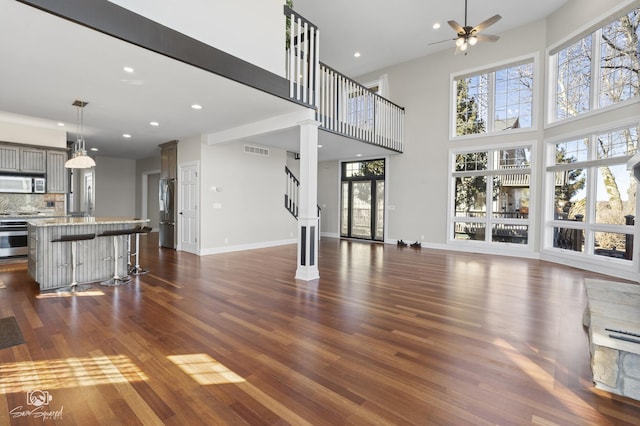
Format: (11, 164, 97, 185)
(551, 6, 639, 121)
(546, 124, 638, 260)
(451, 144, 532, 245)
(453, 60, 534, 137)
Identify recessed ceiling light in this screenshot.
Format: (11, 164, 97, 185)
(123, 134, 132, 138)
(57, 122, 65, 127)
(354, 52, 361, 58)
(317, 144, 323, 148)
(191, 104, 203, 110)
(356, 154, 363, 157)
(90, 147, 98, 152)
(123, 66, 135, 73)
(150, 121, 159, 126)
(432, 22, 441, 30)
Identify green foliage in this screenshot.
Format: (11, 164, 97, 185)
(456, 78, 485, 136)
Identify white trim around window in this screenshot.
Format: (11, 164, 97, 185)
(447, 140, 537, 255)
(449, 52, 540, 141)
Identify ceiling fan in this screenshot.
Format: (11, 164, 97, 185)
(431, 0, 501, 54)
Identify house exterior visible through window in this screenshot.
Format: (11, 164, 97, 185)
(451, 144, 532, 245)
(550, 5, 639, 122)
(453, 59, 534, 137)
(545, 124, 638, 261)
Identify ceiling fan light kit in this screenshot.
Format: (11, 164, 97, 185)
(431, 0, 501, 55)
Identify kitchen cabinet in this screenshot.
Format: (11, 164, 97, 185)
(0, 145, 20, 172)
(160, 140, 177, 179)
(46, 150, 67, 193)
(0, 144, 46, 173)
(20, 147, 46, 173)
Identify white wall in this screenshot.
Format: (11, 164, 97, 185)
(0, 121, 66, 148)
(318, 160, 339, 237)
(108, 0, 286, 77)
(94, 156, 136, 217)
(198, 140, 297, 252)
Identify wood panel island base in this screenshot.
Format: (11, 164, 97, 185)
(27, 217, 148, 291)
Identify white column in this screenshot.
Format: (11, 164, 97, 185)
(296, 118, 320, 281)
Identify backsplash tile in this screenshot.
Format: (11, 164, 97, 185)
(0, 193, 65, 214)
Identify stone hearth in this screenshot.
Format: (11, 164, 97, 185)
(583, 279, 640, 401)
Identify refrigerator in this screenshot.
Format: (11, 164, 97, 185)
(159, 178, 176, 248)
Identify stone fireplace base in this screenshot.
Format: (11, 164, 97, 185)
(583, 279, 640, 401)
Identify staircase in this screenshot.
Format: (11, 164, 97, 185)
(285, 166, 321, 237)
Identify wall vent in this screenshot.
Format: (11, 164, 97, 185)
(244, 144, 269, 156)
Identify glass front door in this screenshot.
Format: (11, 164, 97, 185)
(341, 159, 385, 241)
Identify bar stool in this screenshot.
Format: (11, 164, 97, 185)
(128, 225, 152, 275)
(51, 233, 96, 292)
(98, 228, 137, 286)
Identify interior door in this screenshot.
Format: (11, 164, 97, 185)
(179, 163, 199, 254)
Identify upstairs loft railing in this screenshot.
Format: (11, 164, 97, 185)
(285, 6, 319, 108)
(284, 6, 404, 153)
(318, 63, 404, 153)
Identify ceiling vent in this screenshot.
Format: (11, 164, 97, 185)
(244, 144, 269, 156)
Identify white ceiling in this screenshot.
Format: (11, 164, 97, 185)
(293, 0, 569, 76)
(0, 0, 568, 162)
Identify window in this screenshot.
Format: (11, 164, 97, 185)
(551, 6, 639, 122)
(453, 60, 534, 137)
(546, 124, 638, 261)
(451, 144, 532, 245)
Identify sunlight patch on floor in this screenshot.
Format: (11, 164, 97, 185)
(167, 354, 245, 385)
(0, 355, 148, 394)
(35, 290, 106, 299)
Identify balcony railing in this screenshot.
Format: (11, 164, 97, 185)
(284, 6, 404, 153)
(318, 63, 404, 152)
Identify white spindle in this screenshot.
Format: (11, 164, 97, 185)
(302, 22, 308, 104)
(289, 13, 295, 99)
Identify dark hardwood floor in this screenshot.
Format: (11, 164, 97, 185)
(1, 233, 639, 425)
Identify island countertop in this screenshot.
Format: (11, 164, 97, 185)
(27, 217, 148, 227)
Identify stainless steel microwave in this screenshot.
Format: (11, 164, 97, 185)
(0, 175, 45, 193)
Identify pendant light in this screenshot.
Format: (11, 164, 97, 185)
(65, 100, 96, 169)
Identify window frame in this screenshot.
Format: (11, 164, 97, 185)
(546, 4, 640, 127)
(542, 119, 639, 268)
(448, 140, 536, 249)
(449, 53, 539, 141)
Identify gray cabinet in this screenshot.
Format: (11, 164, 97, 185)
(0, 144, 46, 173)
(0, 145, 20, 172)
(20, 147, 46, 173)
(46, 150, 67, 193)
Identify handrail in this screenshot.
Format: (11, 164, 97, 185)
(319, 61, 405, 111)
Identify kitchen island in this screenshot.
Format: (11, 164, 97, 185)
(27, 217, 148, 291)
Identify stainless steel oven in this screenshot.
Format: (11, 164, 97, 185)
(0, 220, 28, 257)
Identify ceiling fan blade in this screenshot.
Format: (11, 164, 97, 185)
(428, 38, 456, 46)
(448, 20, 465, 34)
(471, 14, 501, 34)
(475, 34, 500, 43)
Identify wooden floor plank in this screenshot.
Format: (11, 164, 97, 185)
(1, 234, 639, 424)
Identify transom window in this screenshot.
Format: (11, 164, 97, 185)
(550, 6, 639, 122)
(453, 59, 534, 137)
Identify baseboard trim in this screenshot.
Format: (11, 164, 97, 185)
(200, 239, 296, 256)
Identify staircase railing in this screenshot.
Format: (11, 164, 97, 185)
(285, 166, 322, 239)
(285, 166, 300, 219)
